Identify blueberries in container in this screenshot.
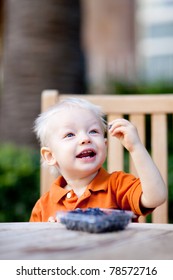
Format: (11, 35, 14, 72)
(58, 208, 133, 233)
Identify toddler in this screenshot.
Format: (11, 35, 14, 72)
(30, 98, 167, 222)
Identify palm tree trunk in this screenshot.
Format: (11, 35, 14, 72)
(0, 0, 85, 147)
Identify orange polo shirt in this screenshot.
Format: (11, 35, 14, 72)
(30, 167, 151, 222)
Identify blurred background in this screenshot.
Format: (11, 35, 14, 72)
(0, 0, 172, 222)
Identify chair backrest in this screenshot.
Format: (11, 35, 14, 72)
(40, 89, 173, 223)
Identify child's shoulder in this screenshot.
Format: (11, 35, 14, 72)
(37, 190, 51, 204)
(109, 169, 139, 184)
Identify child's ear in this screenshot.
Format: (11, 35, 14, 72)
(41, 147, 57, 166)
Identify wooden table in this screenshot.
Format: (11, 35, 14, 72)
(0, 222, 173, 260)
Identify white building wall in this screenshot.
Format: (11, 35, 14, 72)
(136, 0, 173, 82)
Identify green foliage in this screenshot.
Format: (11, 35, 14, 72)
(108, 79, 173, 95)
(0, 143, 40, 222)
(168, 154, 173, 223)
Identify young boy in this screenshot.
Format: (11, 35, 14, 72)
(30, 98, 167, 222)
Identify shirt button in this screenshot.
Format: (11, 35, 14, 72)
(66, 192, 71, 199)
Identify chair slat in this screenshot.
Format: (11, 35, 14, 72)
(40, 90, 59, 195)
(59, 94, 173, 114)
(151, 114, 168, 223)
(41, 90, 58, 112)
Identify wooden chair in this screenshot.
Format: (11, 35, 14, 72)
(40, 89, 173, 223)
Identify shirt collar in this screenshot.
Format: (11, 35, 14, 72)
(50, 167, 109, 203)
(87, 167, 110, 192)
(50, 176, 69, 203)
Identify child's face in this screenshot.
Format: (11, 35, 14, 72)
(42, 107, 107, 180)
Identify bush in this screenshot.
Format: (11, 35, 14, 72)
(168, 154, 173, 223)
(0, 143, 40, 222)
(108, 79, 173, 95)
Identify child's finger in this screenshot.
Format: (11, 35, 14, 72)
(48, 216, 56, 222)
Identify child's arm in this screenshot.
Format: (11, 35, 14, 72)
(108, 118, 167, 209)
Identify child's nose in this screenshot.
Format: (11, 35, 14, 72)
(79, 133, 91, 145)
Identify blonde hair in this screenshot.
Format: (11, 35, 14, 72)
(34, 97, 107, 177)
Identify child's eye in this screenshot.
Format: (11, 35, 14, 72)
(64, 132, 75, 138)
(89, 129, 98, 134)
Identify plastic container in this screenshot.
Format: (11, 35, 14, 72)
(56, 208, 135, 233)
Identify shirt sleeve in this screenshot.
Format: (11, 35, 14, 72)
(29, 200, 42, 222)
(111, 171, 154, 216)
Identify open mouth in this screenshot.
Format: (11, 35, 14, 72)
(76, 149, 96, 158)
